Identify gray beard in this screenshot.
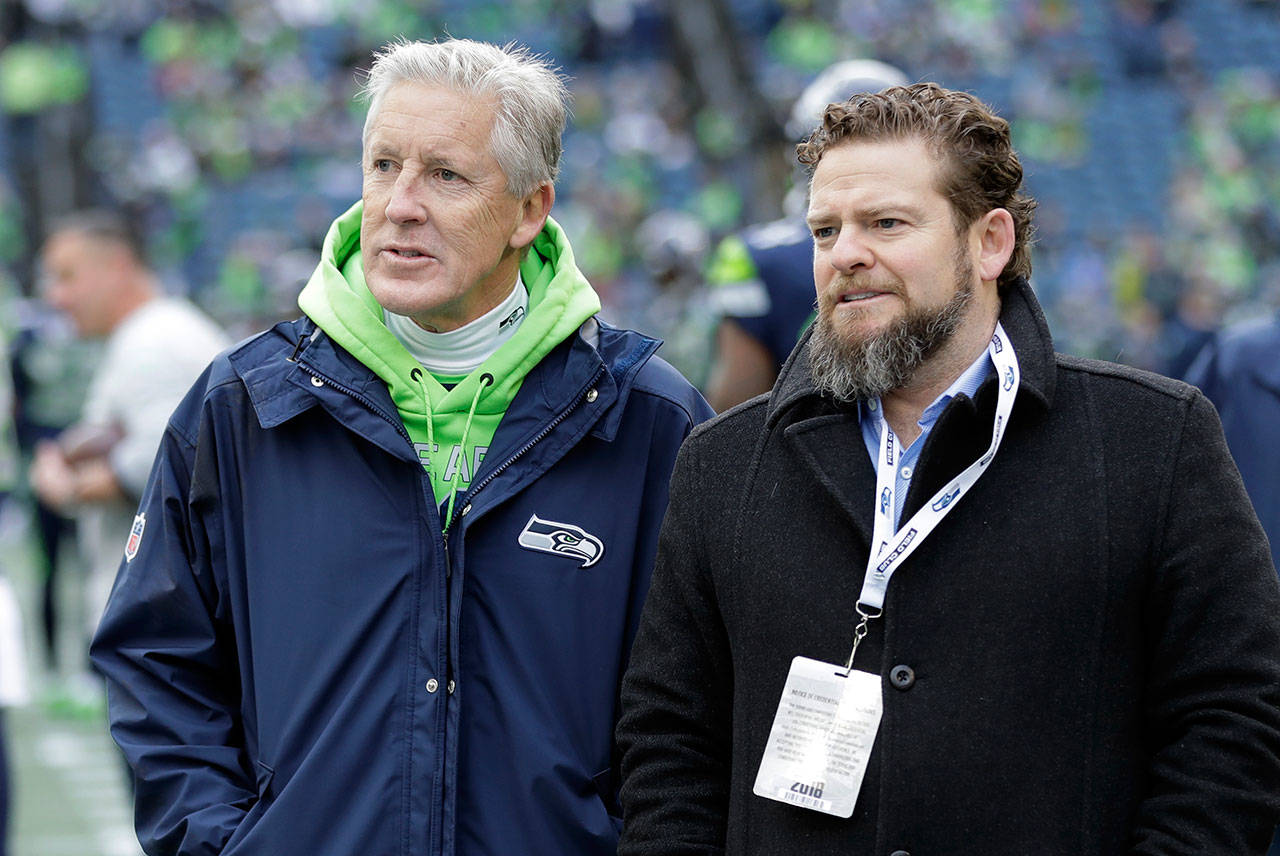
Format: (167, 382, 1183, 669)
(807, 270, 974, 404)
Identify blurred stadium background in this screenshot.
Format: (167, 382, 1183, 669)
(0, 0, 1278, 853)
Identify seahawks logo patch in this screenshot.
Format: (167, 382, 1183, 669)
(517, 514, 604, 568)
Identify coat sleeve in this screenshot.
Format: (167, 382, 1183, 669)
(617, 435, 735, 855)
(1132, 390, 1280, 854)
(90, 411, 255, 856)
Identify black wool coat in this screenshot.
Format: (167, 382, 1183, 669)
(617, 279, 1280, 856)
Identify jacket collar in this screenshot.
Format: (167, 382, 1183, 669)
(226, 314, 659, 457)
(228, 319, 324, 429)
(766, 277, 1055, 429)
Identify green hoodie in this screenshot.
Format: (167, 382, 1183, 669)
(298, 201, 601, 528)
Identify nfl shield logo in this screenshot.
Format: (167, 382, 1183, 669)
(124, 513, 146, 562)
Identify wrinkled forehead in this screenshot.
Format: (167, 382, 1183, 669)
(807, 137, 946, 209)
(364, 80, 499, 145)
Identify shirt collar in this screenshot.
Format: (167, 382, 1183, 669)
(858, 345, 995, 432)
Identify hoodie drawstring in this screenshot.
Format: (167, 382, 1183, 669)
(410, 366, 436, 461)
(444, 372, 493, 531)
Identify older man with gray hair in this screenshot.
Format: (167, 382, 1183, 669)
(91, 37, 710, 856)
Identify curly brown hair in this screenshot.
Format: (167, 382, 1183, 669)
(796, 82, 1036, 292)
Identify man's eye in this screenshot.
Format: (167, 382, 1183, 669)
(373, 159, 394, 173)
(813, 226, 835, 239)
(438, 169, 458, 181)
(874, 218, 900, 229)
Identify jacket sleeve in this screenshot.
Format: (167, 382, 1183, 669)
(617, 435, 734, 855)
(90, 413, 255, 856)
(1132, 390, 1280, 854)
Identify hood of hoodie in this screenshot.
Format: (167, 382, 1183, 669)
(298, 201, 601, 526)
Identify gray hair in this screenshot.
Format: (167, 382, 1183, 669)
(361, 38, 570, 197)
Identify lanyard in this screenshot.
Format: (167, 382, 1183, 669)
(843, 322, 1020, 670)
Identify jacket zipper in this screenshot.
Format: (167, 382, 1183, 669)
(297, 364, 413, 445)
(297, 361, 446, 545)
(441, 364, 606, 543)
(302, 355, 605, 853)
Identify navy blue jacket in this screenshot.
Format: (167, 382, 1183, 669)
(1185, 313, 1280, 570)
(91, 315, 712, 856)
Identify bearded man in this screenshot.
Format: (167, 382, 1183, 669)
(616, 83, 1280, 855)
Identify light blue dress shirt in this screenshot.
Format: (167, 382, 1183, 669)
(858, 349, 994, 527)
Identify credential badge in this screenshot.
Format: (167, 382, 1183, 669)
(125, 512, 146, 562)
(517, 514, 604, 568)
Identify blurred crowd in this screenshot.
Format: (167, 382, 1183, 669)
(0, 0, 1270, 380)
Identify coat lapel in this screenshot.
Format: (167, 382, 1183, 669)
(769, 339, 876, 546)
(782, 411, 878, 548)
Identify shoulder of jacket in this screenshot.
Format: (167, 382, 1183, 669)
(1208, 316, 1280, 367)
(1055, 352, 1200, 405)
(205, 325, 285, 389)
(684, 393, 770, 447)
(742, 217, 809, 251)
(165, 321, 317, 450)
(629, 354, 713, 426)
(168, 322, 298, 421)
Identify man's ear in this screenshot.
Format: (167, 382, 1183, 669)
(974, 207, 1015, 284)
(510, 182, 555, 250)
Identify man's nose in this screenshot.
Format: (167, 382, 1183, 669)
(384, 170, 429, 225)
(830, 228, 873, 273)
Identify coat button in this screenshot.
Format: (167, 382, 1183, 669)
(309, 375, 324, 387)
(426, 678, 439, 693)
(447, 679, 456, 694)
(586, 388, 598, 403)
(889, 851, 911, 856)
(889, 665, 915, 690)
